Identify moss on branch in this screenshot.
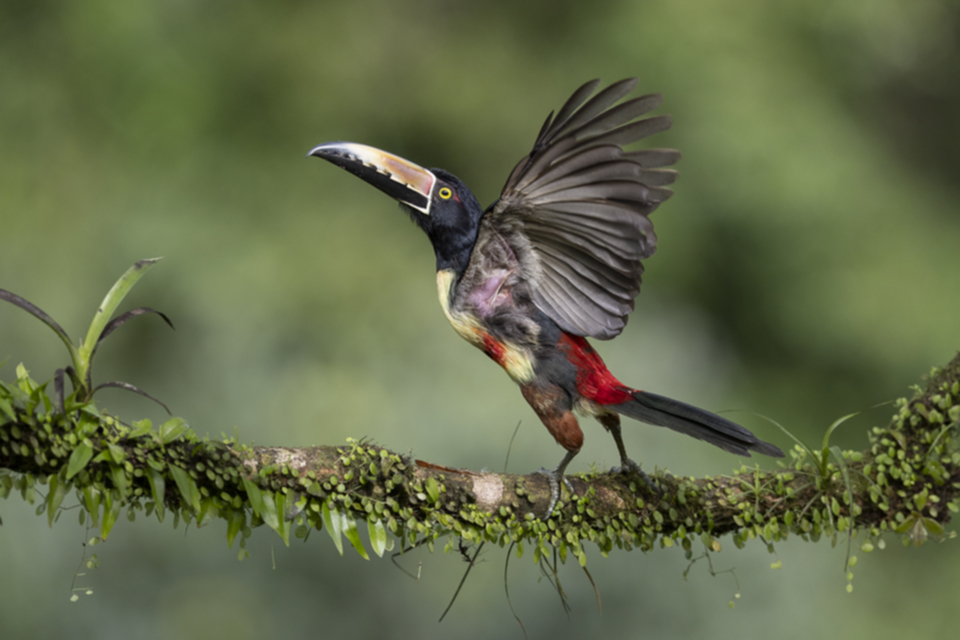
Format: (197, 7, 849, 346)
(1, 354, 959, 568)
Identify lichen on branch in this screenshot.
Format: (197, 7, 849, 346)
(1, 354, 959, 569)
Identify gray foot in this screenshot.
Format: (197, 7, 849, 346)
(534, 467, 575, 518)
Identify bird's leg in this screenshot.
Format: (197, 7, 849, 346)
(520, 381, 583, 518)
(534, 449, 577, 519)
(599, 413, 663, 497)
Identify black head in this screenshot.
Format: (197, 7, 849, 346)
(309, 142, 484, 274)
(401, 168, 483, 273)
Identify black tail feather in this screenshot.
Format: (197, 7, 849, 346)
(612, 391, 784, 458)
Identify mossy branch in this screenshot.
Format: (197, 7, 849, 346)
(1, 353, 958, 565)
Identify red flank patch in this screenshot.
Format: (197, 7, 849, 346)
(482, 333, 508, 368)
(558, 333, 633, 405)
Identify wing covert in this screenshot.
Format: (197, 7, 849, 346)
(490, 78, 679, 339)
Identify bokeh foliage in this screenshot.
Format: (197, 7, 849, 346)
(2, 1, 960, 638)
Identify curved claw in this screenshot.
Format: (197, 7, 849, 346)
(611, 458, 663, 497)
(534, 467, 575, 519)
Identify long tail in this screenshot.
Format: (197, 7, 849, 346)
(612, 390, 784, 458)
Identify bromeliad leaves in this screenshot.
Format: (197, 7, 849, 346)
(0, 288, 77, 359)
(92, 381, 171, 416)
(0, 259, 174, 412)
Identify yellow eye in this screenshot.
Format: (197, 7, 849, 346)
(438, 187, 452, 200)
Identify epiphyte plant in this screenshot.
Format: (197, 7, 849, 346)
(0, 258, 174, 415)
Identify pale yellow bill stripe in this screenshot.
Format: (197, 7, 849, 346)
(308, 141, 437, 214)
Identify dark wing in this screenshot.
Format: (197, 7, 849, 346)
(489, 78, 679, 339)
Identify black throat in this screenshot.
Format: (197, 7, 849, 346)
(408, 169, 485, 276)
(430, 218, 479, 274)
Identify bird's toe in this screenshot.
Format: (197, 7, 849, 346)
(533, 467, 575, 518)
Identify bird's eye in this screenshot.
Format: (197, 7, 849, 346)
(438, 187, 452, 200)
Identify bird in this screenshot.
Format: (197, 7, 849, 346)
(308, 78, 784, 517)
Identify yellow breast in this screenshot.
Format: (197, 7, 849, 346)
(436, 269, 535, 383)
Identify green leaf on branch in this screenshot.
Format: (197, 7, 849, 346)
(922, 518, 945, 537)
(146, 467, 166, 522)
(426, 477, 440, 503)
(65, 441, 94, 481)
(197, 499, 218, 528)
(16, 363, 36, 396)
(0, 396, 15, 422)
(82, 486, 101, 527)
(169, 464, 201, 512)
(46, 474, 67, 527)
(260, 492, 290, 545)
(368, 518, 387, 558)
(274, 492, 290, 545)
(101, 492, 122, 540)
(343, 512, 369, 560)
(127, 419, 153, 438)
(322, 500, 344, 556)
(159, 417, 189, 444)
(109, 465, 128, 497)
(260, 492, 280, 531)
(106, 443, 126, 464)
(226, 509, 245, 548)
(241, 477, 263, 518)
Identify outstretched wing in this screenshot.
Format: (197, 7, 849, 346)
(488, 78, 679, 339)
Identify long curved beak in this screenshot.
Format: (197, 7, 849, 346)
(308, 142, 437, 215)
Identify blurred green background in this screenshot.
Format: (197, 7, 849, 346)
(2, 0, 959, 637)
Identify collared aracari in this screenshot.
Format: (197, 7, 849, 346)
(309, 78, 784, 517)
